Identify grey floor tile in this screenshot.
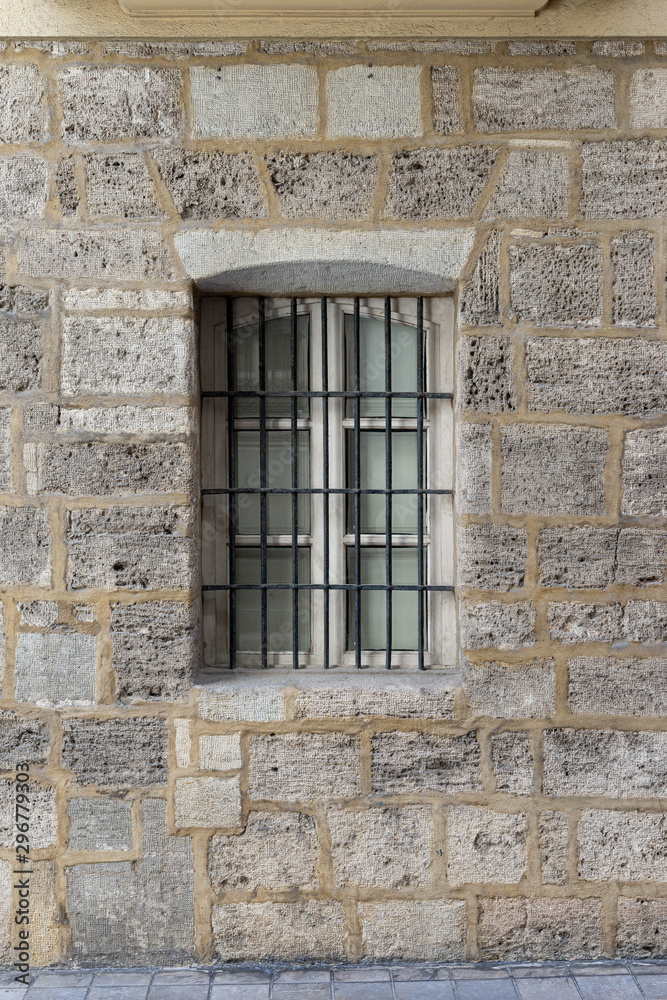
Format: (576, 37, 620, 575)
(631, 965, 667, 977)
(213, 973, 271, 985)
(33, 971, 95, 987)
(0, 990, 27, 1000)
(575, 976, 643, 1000)
(452, 968, 510, 980)
(273, 985, 331, 1000)
(512, 966, 572, 980)
(572, 965, 629, 977)
(25, 990, 89, 1000)
(210, 986, 271, 1000)
(152, 971, 210, 985)
(636, 975, 667, 1000)
(0, 974, 32, 987)
(93, 974, 153, 986)
(275, 971, 331, 984)
(394, 981, 456, 1000)
(147, 987, 210, 1000)
(455, 980, 518, 1000)
(335, 970, 391, 982)
(516, 979, 580, 1000)
(392, 969, 440, 982)
(334, 985, 393, 1000)
(87, 989, 149, 1000)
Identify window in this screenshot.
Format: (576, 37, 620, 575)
(201, 296, 454, 670)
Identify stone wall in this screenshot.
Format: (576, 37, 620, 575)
(0, 37, 666, 966)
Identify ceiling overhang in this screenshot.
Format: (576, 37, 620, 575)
(119, 0, 547, 16)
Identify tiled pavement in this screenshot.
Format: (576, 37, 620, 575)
(1, 962, 666, 1000)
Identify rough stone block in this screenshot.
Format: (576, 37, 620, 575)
(28, 442, 192, 496)
(629, 69, 667, 128)
(209, 811, 317, 892)
(153, 149, 266, 220)
(539, 811, 568, 885)
(56, 157, 79, 217)
(258, 40, 354, 54)
(102, 40, 245, 56)
(54, 405, 194, 436)
(212, 901, 347, 961)
(478, 898, 603, 960)
(198, 684, 285, 722)
(457, 523, 526, 591)
(111, 601, 196, 704)
(501, 424, 608, 516)
(370, 731, 481, 794)
(369, 39, 494, 53)
(0, 778, 56, 847)
(174, 718, 190, 767)
(62, 315, 193, 396)
(0, 408, 11, 492)
(460, 600, 536, 650)
(619, 528, 667, 586)
(14, 860, 59, 966)
(0, 506, 50, 586)
(0, 710, 50, 769)
(457, 336, 516, 413)
(15, 632, 96, 707)
(191, 65, 318, 139)
(0, 156, 49, 219)
(18, 600, 58, 626)
(327, 65, 421, 138)
(548, 602, 623, 644)
(593, 40, 644, 56)
(62, 287, 191, 312)
(59, 66, 181, 140)
(622, 429, 667, 515)
(67, 505, 194, 592)
(199, 734, 242, 771)
(617, 899, 667, 958)
(174, 776, 241, 829)
(249, 734, 361, 802)
(0, 860, 9, 963)
(459, 231, 501, 327)
(266, 151, 378, 220)
(68, 799, 194, 965)
(67, 797, 132, 852)
(456, 421, 492, 514)
(538, 526, 617, 588)
(293, 675, 456, 720)
(0, 280, 49, 316)
(492, 732, 533, 794)
(580, 140, 667, 219)
(16, 229, 174, 281)
(84, 153, 163, 220)
(578, 810, 667, 880)
(612, 231, 657, 327)
(447, 806, 527, 886)
(62, 716, 168, 787)
(0, 65, 46, 142)
(387, 146, 497, 219)
(431, 66, 461, 134)
(624, 600, 667, 643)
(473, 68, 615, 131)
(360, 901, 467, 961)
(543, 729, 667, 797)
(329, 806, 432, 888)
(509, 244, 603, 327)
(462, 658, 556, 719)
(484, 150, 569, 220)
(0, 319, 43, 392)
(508, 41, 578, 55)
(568, 656, 667, 716)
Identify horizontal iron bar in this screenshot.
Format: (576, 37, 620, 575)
(202, 488, 453, 495)
(202, 390, 452, 399)
(203, 584, 454, 591)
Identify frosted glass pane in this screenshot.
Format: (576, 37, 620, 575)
(233, 315, 309, 417)
(236, 548, 311, 652)
(345, 314, 421, 417)
(346, 431, 421, 533)
(346, 548, 423, 651)
(235, 430, 310, 534)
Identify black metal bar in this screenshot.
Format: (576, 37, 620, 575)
(353, 298, 361, 669)
(321, 297, 330, 670)
(205, 583, 454, 591)
(417, 296, 425, 671)
(226, 297, 236, 669)
(290, 298, 299, 670)
(204, 487, 452, 495)
(259, 297, 268, 668)
(384, 297, 392, 671)
(203, 390, 452, 399)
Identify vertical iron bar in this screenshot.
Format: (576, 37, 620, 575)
(259, 297, 268, 668)
(384, 297, 392, 670)
(353, 297, 361, 669)
(321, 297, 330, 669)
(290, 298, 299, 670)
(226, 297, 236, 669)
(416, 296, 425, 670)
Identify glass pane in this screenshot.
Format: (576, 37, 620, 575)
(236, 547, 311, 653)
(344, 313, 422, 418)
(233, 314, 309, 417)
(346, 548, 424, 651)
(346, 431, 422, 533)
(235, 430, 310, 535)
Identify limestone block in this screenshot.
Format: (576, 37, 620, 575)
(484, 151, 569, 220)
(62, 717, 168, 787)
(617, 899, 667, 958)
(67, 797, 132, 851)
(360, 901, 467, 961)
(191, 65, 318, 139)
(28, 442, 192, 496)
(15, 632, 96, 707)
(0, 282, 49, 316)
(622, 428, 667, 515)
(456, 422, 492, 514)
(248, 733, 361, 802)
(198, 684, 285, 722)
(386, 146, 497, 219)
(174, 776, 241, 829)
(84, 153, 163, 220)
(258, 40, 354, 54)
(62, 315, 193, 396)
(0, 861, 9, 964)
(580, 140, 667, 219)
(616, 529, 667, 586)
(492, 732, 533, 794)
(0, 710, 50, 769)
(18, 601, 58, 626)
(508, 41, 578, 55)
(501, 424, 608, 516)
(578, 810, 667, 880)
(548, 602, 623, 644)
(473, 68, 615, 131)
(55, 406, 194, 436)
(538, 526, 617, 588)
(543, 729, 667, 797)
(371, 731, 481, 794)
(457, 336, 516, 414)
(56, 157, 79, 217)
(153, 149, 267, 220)
(212, 900, 347, 961)
(329, 806, 432, 888)
(369, 40, 494, 53)
(0, 156, 49, 219)
(266, 151, 378, 221)
(199, 734, 242, 771)
(68, 799, 194, 965)
(327, 65, 421, 139)
(59, 66, 181, 140)
(102, 40, 245, 56)
(62, 288, 191, 312)
(457, 523, 526, 591)
(624, 600, 667, 643)
(462, 658, 556, 719)
(630, 69, 667, 128)
(431, 66, 461, 135)
(568, 656, 667, 716)
(0, 320, 42, 392)
(459, 231, 501, 327)
(593, 40, 644, 56)
(19, 861, 59, 967)
(16, 230, 174, 281)
(292, 674, 456, 720)
(539, 811, 568, 885)
(611, 231, 657, 327)
(446, 806, 527, 886)
(478, 898, 603, 960)
(0, 778, 56, 847)
(0, 65, 46, 142)
(209, 811, 317, 892)
(459, 600, 536, 650)
(509, 244, 603, 327)
(0, 409, 11, 492)
(111, 600, 196, 704)
(67, 505, 194, 592)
